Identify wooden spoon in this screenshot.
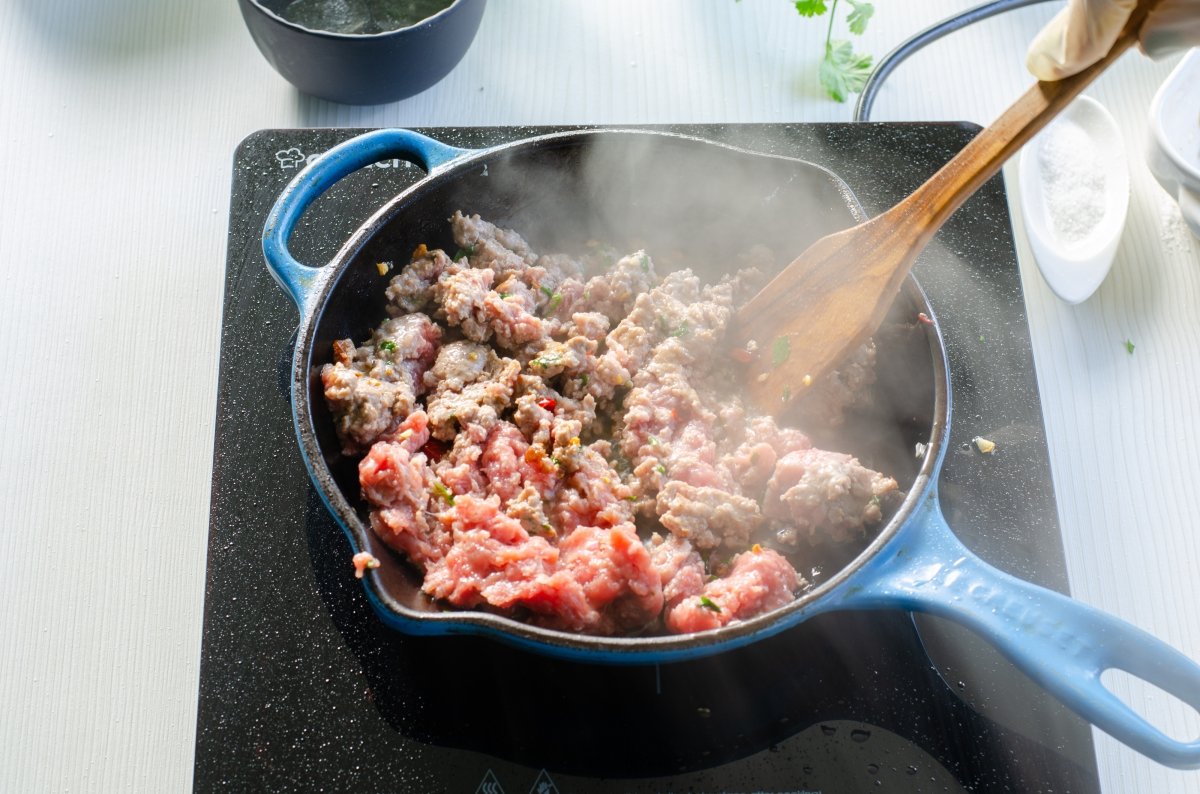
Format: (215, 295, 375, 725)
(734, 1, 1158, 415)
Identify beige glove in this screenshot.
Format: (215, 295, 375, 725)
(1026, 0, 1200, 80)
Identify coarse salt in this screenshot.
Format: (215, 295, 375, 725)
(1038, 118, 1106, 245)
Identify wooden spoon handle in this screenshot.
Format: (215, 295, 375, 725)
(733, 2, 1158, 415)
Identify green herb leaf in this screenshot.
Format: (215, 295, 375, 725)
(819, 39, 873, 103)
(771, 336, 791, 368)
(699, 596, 722, 613)
(794, 0, 828, 17)
(579, 374, 589, 388)
(540, 285, 554, 298)
(547, 292, 563, 313)
(378, 339, 397, 353)
(669, 321, 689, 338)
(845, 0, 874, 34)
(431, 481, 455, 506)
(639, 253, 651, 272)
(531, 352, 564, 369)
(452, 244, 475, 261)
(655, 463, 667, 475)
(1124, 339, 1135, 355)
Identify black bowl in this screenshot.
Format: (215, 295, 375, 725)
(238, 0, 487, 105)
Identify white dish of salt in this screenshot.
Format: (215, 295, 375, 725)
(1018, 95, 1129, 304)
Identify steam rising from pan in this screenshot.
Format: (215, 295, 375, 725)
(430, 130, 934, 567)
(456, 130, 859, 283)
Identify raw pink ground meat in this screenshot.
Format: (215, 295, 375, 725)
(359, 434, 448, 567)
(552, 524, 664, 634)
(648, 533, 707, 608)
(666, 547, 799, 634)
(422, 494, 559, 608)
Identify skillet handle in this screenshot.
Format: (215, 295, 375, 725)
(262, 129, 469, 313)
(834, 497, 1200, 769)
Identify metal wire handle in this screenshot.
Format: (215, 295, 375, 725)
(854, 0, 1057, 122)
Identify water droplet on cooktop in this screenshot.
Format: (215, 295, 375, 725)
(850, 728, 871, 743)
(866, 763, 880, 774)
(820, 724, 836, 736)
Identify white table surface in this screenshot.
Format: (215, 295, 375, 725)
(1, 1, 1198, 791)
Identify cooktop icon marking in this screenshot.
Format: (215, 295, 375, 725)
(474, 769, 505, 794)
(275, 147, 306, 170)
(528, 769, 560, 794)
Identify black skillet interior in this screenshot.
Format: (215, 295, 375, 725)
(302, 130, 938, 637)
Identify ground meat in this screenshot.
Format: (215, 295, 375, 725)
(551, 444, 635, 535)
(581, 250, 658, 322)
(564, 311, 610, 341)
(385, 247, 453, 313)
(421, 494, 560, 608)
(551, 523, 664, 634)
(329, 214, 901, 636)
(763, 448, 899, 545)
(648, 533, 707, 609)
(359, 420, 451, 568)
(452, 211, 538, 279)
(665, 547, 801, 633)
(423, 342, 521, 440)
(480, 422, 559, 504)
(321, 313, 442, 453)
(656, 481, 763, 550)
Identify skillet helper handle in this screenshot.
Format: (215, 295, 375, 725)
(262, 129, 468, 312)
(840, 500, 1200, 769)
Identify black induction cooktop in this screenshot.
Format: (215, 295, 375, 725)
(194, 125, 1100, 793)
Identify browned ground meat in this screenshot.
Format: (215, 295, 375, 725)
(321, 314, 442, 454)
(326, 212, 899, 636)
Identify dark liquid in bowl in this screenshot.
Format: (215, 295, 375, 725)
(272, 0, 453, 34)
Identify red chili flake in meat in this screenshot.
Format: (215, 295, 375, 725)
(421, 439, 447, 460)
(917, 312, 934, 326)
(728, 347, 756, 364)
(536, 397, 557, 412)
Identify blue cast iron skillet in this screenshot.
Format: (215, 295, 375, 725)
(262, 127, 1200, 768)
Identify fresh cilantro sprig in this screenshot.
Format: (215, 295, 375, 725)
(795, 0, 876, 103)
